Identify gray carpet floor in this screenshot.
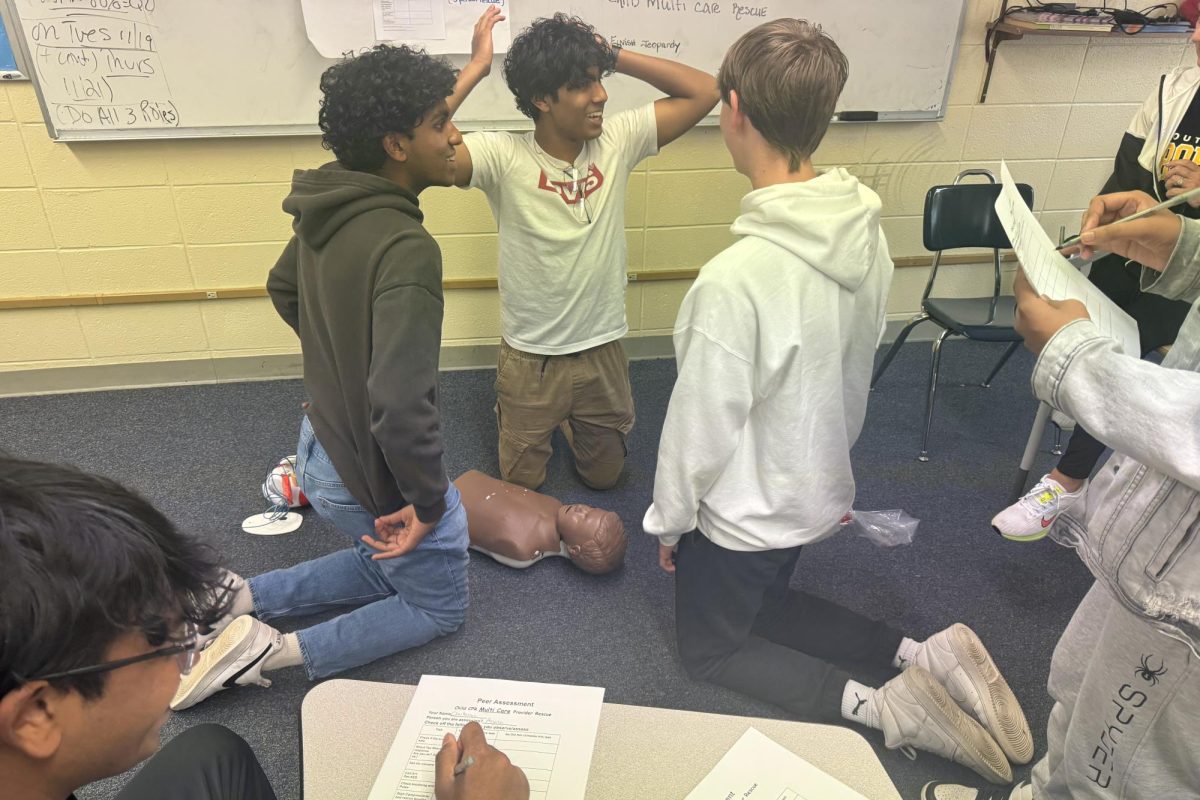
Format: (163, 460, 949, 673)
(1, 338, 1095, 799)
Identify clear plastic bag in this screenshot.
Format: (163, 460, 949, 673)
(840, 509, 919, 547)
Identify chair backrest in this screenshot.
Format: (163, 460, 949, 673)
(923, 181, 1034, 252)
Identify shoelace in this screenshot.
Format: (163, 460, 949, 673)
(244, 458, 294, 531)
(1017, 481, 1063, 516)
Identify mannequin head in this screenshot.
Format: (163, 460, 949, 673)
(556, 504, 626, 574)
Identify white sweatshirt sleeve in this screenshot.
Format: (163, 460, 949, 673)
(643, 323, 756, 546)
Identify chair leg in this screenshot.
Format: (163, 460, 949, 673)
(1051, 423, 1065, 456)
(1011, 402, 1053, 502)
(918, 329, 954, 462)
(981, 341, 1021, 388)
(871, 313, 930, 389)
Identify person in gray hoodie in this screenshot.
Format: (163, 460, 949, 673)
(644, 20, 1032, 786)
(167, 43, 480, 711)
(924, 193, 1200, 800)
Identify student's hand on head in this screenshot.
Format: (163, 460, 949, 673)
(435, 721, 531, 800)
(364, 504, 435, 560)
(658, 542, 677, 574)
(469, 6, 506, 74)
(1074, 190, 1183, 270)
(1013, 269, 1090, 356)
(593, 31, 616, 61)
(1163, 159, 1200, 206)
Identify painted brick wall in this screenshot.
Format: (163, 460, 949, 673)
(0, 0, 1190, 381)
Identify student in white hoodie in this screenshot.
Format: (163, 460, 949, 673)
(644, 20, 1032, 786)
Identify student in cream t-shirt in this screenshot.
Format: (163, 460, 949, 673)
(448, 12, 719, 490)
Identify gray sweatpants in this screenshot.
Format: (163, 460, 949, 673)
(1033, 582, 1200, 798)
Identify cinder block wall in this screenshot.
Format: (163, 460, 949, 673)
(0, 0, 1190, 392)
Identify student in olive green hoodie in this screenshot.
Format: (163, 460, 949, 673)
(170, 40, 496, 710)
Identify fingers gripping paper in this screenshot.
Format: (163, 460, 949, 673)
(994, 161, 1140, 356)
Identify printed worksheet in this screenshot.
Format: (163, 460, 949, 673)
(367, 675, 603, 800)
(374, 0, 446, 41)
(995, 161, 1140, 355)
(686, 728, 869, 800)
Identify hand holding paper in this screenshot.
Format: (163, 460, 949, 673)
(994, 162, 1140, 355)
(1012, 270, 1091, 356)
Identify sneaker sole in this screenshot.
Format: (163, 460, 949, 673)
(992, 524, 1050, 543)
(948, 624, 1034, 765)
(171, 615, 257, 711)
(903, 667, 1012, 785)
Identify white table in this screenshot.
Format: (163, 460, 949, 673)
(301, 679, 902, 799)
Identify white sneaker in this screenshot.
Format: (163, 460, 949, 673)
(195, 571, 247, 651)
(913, 624, 1033, 764)
(262, 455, 308, 508)
(171, 616, 281, 711)
(873, 666, 1012, 785)
(990, 475, 1085, 542)
(921, 779, 1033, 800)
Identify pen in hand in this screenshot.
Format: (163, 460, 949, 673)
(1059, 185, 1200, 249)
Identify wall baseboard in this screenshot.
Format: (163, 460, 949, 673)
(0, 317, 944, 397)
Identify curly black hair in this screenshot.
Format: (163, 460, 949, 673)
(318, 45, 458, 171)
(503, 14, 617, 120)
(0, 455, 231, 700)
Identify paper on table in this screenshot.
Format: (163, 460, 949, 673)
(301, 0, 511, 57)
(686, 727, 869, 800)
(367, 675, 604, 800)
(995, 161, 1140, 356)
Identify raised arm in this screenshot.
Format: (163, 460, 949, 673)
(613, 48, 720, 148)
(447, 7, 505, 187)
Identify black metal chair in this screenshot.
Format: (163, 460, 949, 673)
(871, 168, 1034, 461)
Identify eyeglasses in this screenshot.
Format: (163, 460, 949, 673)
(18, 624, 200, 684)
(562, 165, 593, 225)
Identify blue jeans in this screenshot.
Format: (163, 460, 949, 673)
(248, 417, 469, 679)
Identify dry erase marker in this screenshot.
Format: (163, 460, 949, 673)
(836, 111, 878, 122)
(1059, 186, 1200, 249)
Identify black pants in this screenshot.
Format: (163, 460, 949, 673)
(115, 724, 276, 800)
(674, 530, 903, 723)
(1057, 259, 1192, 480)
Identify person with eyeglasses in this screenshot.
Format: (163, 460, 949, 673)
(0, 455, 531, 800)
(0, 454, 277, 800)
(440, 11, 720, 493)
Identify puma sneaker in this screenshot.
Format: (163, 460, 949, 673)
(912, 624, 1033, 764)
(873, 667, 1012, 785)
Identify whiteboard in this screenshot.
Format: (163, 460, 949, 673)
(2, 0, 966, 141)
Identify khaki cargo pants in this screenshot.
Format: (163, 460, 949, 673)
(495, 339, 635, 490)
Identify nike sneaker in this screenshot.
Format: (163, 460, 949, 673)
(990, 475, 1084, 542)
(171, 615, 281, 711)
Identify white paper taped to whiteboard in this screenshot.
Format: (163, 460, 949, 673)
(302, 0, 512, 56)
